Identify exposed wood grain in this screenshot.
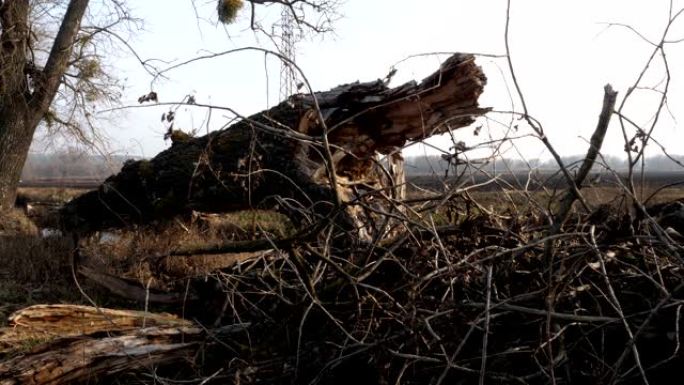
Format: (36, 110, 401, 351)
(0, 305, 203, 385)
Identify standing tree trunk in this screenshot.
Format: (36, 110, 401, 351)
(0, 104, 36, 212)
(0, 1, 31, 211)
(0, 0, 90, 212)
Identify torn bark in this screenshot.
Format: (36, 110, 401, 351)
(61, 53, 487, 238)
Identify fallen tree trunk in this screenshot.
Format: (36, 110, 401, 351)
(0, 305, 203, 384)
(61, 53, 487, 237)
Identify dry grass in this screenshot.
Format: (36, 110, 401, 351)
(0, 210, 38, 236)
(15, 188, 88, 229)
(8, 185, 682, 303)
(0, 236, 76, 322)
(3, 187, 294, 318)
(79, 209, 293, 292)
(17, 187, 87, 204)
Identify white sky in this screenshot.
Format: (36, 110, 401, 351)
(89, 0, 684, 162)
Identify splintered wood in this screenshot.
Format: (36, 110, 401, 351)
(298, 53, 487, 156)
(0, 305, 200, 385)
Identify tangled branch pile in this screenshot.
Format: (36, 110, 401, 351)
(4, 198, 683, 384)
(184, 201, 683, 384)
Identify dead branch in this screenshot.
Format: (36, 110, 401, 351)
(0, 305, 204, 385)
(554, 84, 618, 227)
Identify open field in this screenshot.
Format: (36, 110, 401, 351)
(409, 171, 684, 191)
(21, 171, 684, 191)
(19, 177, 103, 189)
(407, 172, 684, 212)
(19, 171, 684, 204)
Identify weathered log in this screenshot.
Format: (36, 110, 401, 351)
(61, 53, 487, 237)
(78, 266, 196, 304)
(0, 305, 203, 384)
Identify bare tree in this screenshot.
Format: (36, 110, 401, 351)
(0, 0, 340, 213)
(0, 0, 115, 212)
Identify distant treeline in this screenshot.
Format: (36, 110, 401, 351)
(20, 152, 684, 180)
(405, 154, 684, 176)
(21, 152, 129, 181)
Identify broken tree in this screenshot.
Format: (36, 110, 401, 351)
(61, 53, 487, 238)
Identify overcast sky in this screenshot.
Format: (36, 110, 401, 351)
(77, 0, 684, 162)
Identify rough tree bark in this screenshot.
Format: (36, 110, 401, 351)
(0, 0, 90, 212)
(61, 53, 488, 238)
